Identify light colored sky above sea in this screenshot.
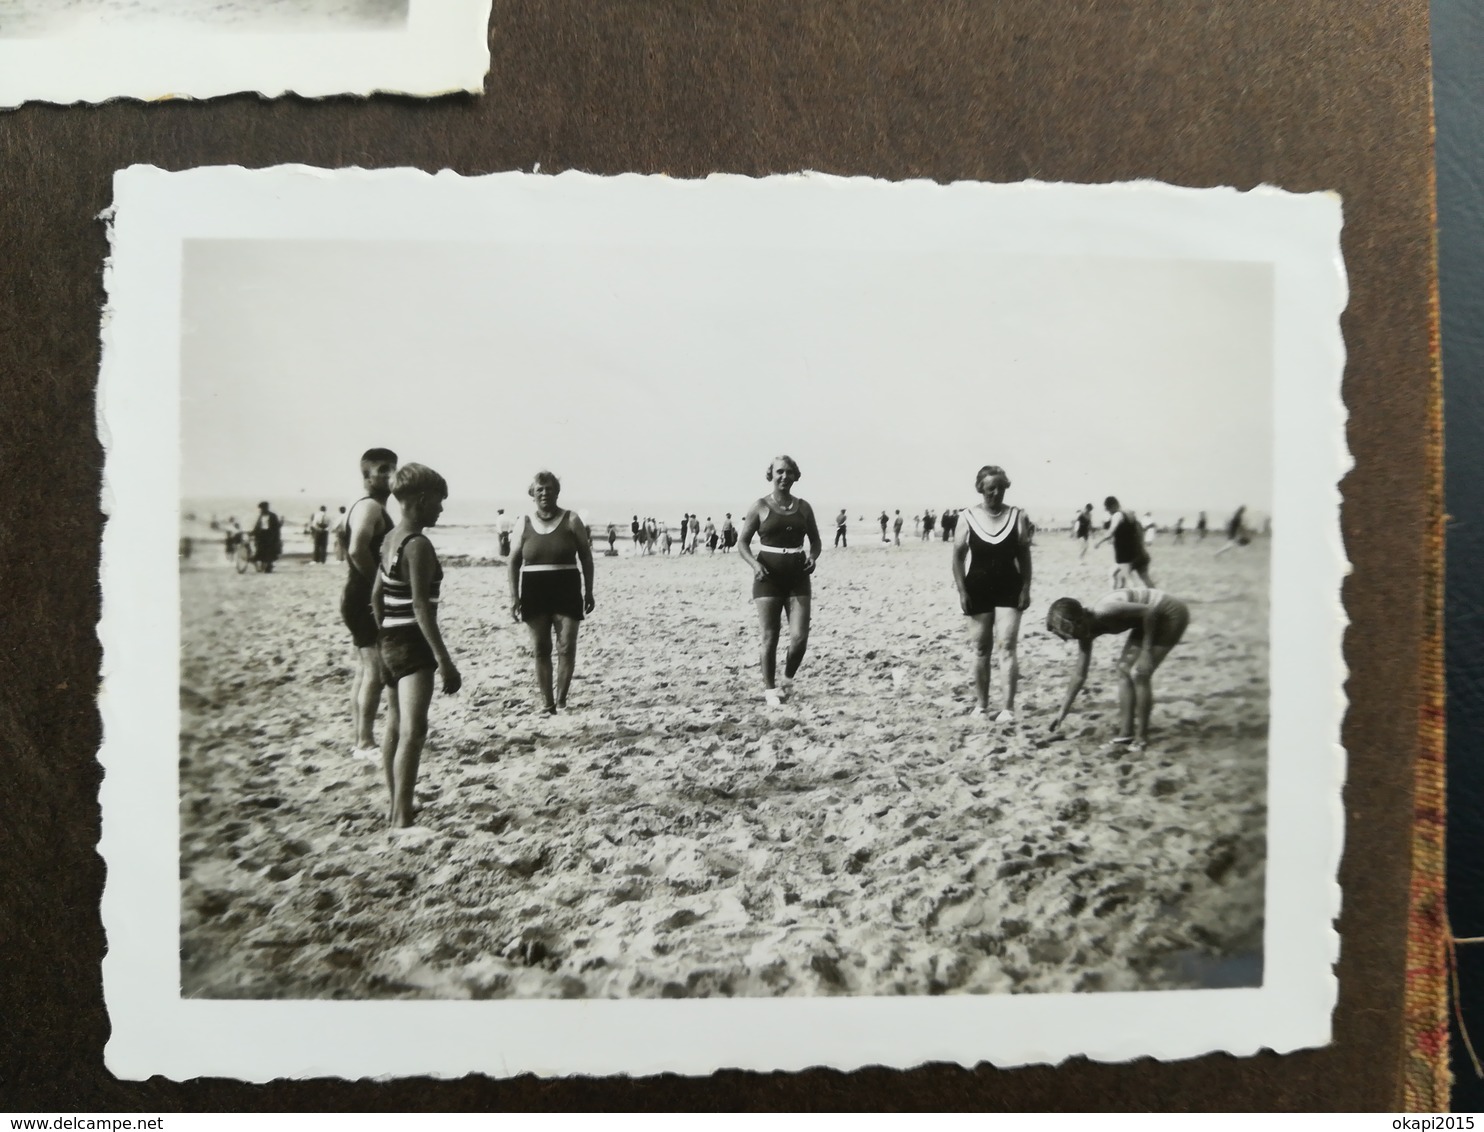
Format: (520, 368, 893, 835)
(181, 239, 1273, 521)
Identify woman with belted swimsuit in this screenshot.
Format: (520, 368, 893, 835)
(507, 470, 596, 715)
(735, 455, 824, 707)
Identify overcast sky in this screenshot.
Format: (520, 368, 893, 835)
(181, 239, 1273, 520)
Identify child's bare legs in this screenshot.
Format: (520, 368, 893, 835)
(387, 668, 434, 828)
(1115, 637, 1176, 745)
(754, 597, 784, 690)
(525, 613, 557, 712)
(380, 682, 399, 819)
(1114, 638, 1139, 740)
(353, 646, 384, 750)
(1110, 564, 1126, 589)
(994, 606, 1023, 715)
(554, 614, 581, 708)
(782, 595, 811, 681)
(968, 611, 995, 711)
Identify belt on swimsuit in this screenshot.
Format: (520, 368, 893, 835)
(759, 543, 807, 554)
(521, 563, 580, 572)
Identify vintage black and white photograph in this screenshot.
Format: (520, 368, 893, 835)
(0, 0, 488, 106)
(99, 167, 1347, 1079)
(0, 0, 408, 35)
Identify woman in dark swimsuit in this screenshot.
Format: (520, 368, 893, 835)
(508, 471, 596, 714)
(736, 455, 823, 707)
(951, 465, 1033, 722)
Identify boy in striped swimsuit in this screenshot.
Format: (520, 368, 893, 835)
(372, 463, 461, 829)
(1046, 588, 1190, 752)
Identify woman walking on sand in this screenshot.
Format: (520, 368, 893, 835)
(951, 465, 1033, 722)
(508, 471, 596, 715)
(372, 464, 461, 829)
(736, 455, 823, 707)
(1045, 587, 1190, 753)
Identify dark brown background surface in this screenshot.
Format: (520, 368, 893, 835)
(0, 0, 1435, 1111)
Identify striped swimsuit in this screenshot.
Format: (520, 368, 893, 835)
(1097, 588, 1189, 647)
(376, 532, 443, 681)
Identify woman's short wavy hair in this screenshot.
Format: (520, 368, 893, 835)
(1046, 597, 1092, 641)
(528, 470, 561, 498)
(391, 463, 448, 502)
(975, 465, 1010, 492)
(766, 455, 801, 482)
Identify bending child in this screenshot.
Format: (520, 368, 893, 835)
(1046, 588, 1189, 752)
(372, 463, 462, 829)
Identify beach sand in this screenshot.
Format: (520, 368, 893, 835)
(180, 533, 1268, 999)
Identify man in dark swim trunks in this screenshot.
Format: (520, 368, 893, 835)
(1096, 495, 1153, 588)
(343, 447, 397, 759)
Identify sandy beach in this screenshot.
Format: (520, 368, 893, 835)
(179, 532, 1268, 1000)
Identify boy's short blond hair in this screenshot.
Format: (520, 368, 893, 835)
(391, 463, 448, 502)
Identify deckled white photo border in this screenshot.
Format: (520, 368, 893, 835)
(0, 1, 491, 108)
(98, 165, 1349, 1081)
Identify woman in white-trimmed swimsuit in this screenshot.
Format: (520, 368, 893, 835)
(507, 470, 596, 715)
(951, 464, 1033, 722)
(1046, 587, 1191, 752)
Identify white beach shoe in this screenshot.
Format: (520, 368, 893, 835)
(350, 746, 379, 762)
(994, 709, 1016, 725)
(763, 688, 785, 708)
